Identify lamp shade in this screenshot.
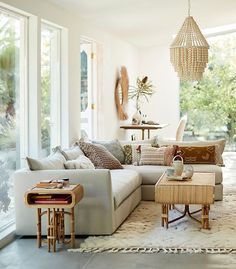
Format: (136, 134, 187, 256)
(170, 16, 209, 81)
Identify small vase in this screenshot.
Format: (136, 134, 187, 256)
(132, 110, 142, 125)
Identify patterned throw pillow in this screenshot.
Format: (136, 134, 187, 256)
(92, 139, 125, 164)
(123, 145, 132, 164)
(139, 146, 175, 166)
(123, 144, 151, 164)
(178, 146, 216, 164)
(79, 142, 123, 169)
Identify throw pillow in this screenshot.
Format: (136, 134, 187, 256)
(64, 155, 95, 169)
(79, 142, 123, 169)
(178, 145, 216, 164)
(92, 139, 125, 164)
(52, 145, 84, 160)
(26, 152, 66, 171)
(139, 146, 175, 166)
(156, 139, 226, 166)
(123, 145, 132, 164)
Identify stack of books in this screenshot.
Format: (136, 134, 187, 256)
(36, 179, 61, 188)
(31, 194, 71, 204)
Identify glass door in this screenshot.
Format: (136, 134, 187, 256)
(0, 9, 27, 234)
(80, 40, 98, 139)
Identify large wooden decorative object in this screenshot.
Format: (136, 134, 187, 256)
(170, 0, 209, 81)
(115, 66, 129, 120)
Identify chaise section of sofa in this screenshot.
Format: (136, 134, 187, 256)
(13, 168, 141, 236)
(123, 164, 223, 201)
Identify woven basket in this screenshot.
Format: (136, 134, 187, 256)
(170, 16, 209, 81)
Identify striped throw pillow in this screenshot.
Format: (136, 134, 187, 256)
(139, 146, 175, 166)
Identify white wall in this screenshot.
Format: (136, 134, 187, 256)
(1, 0, 138, 146)
(136, 45, 180, 139)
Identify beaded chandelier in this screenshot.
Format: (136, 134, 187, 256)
(170, 0, 209, 81)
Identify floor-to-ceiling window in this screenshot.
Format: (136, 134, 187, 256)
(180, 31, 236, 151)
(0, 8, 27, 234)
(41, 23, 61, 156)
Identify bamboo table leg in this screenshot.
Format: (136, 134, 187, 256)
(37, 208, 41, 248)
(161, 204, 169, 229)
(47, 209, 51, 252)
(148, 129, 150, 139)
(70, 207, 75, 248)
(53, 209, 56, 252)
(202, 204, 210, 229)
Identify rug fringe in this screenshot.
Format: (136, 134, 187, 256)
(68, 247, 236, 254)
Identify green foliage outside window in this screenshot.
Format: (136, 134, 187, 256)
(180, 33, 236, 148)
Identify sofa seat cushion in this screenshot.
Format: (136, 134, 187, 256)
(123, 165, 168, 185)
(110, 169, 141, 209)
(123, 164, 223, 185)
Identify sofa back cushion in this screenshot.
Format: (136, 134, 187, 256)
(79, 142, 123, 169)
(26, 152, 66, 170)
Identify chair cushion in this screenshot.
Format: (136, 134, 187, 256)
(110, 169, 141, 209)
(123, 164, 223, 185)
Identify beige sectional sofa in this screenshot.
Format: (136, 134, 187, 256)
(14, 166, 223, 236)
(13, 139, 224, 236)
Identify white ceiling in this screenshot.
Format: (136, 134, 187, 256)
(49, 0, 236, 47)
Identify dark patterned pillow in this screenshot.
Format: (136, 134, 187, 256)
(179, 146, 216, 164)
(79, 142, 123, 169)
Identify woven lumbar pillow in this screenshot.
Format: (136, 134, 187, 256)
(139, 146, 175, 166)
(178, 145, 216, 164)
(79, 142, 123, 169)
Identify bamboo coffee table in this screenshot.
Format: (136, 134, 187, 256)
(25, 184, 84, 252)
(155, 172, 215, 229)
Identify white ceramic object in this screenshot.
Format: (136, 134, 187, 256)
(172, 155, 184, 176)
(184, 165, 194, 178)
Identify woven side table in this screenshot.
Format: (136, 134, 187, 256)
(25, 184, 84, 252)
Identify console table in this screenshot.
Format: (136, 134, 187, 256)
(25, 184, 84, 252)
(120, 124, 168, 140)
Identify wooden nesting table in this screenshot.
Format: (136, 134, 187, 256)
(155, 172, 215, 229)
(25, 184, 84, 252)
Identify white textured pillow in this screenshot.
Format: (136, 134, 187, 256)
(26, 152, 66, 171)
(64, 155, 95, 169)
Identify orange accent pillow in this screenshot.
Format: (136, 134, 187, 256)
(178, 146, 216, 164)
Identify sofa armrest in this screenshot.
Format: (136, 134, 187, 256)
(13, 169, 115, 235)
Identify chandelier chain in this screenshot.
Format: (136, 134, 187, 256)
(188, 0, 191, 16)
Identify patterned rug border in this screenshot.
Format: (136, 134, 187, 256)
(68, 247, 236, 254)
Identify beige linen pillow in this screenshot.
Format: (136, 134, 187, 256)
(64, 155, 95, 169)
(79, 142, 123, 169)
(26, 152, 66, 171)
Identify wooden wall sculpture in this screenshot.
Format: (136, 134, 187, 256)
(115, 66, 129, 120)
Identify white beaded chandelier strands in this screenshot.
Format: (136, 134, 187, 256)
(170, 0, 209, 81)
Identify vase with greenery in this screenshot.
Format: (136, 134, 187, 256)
(129, 76, 155, 111)
(129, 76, 155, 124)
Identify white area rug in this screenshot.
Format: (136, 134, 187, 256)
(69, 156, 236, 254)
